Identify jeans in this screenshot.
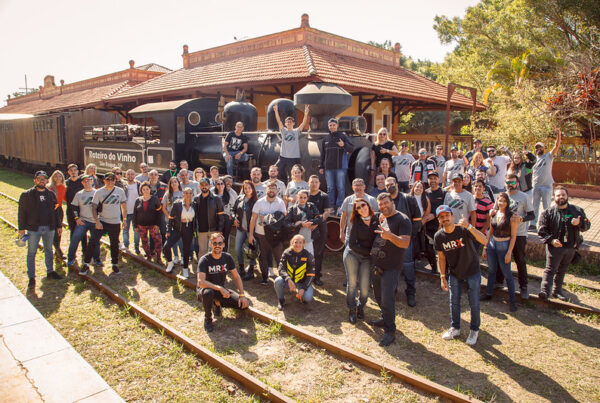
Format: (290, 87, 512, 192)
(26, 226, 55, 278)
(533, 185, 553, 227)
(122, 213, 140, 250)
(226, 151, 249, 177)
(373, 269, 401, 334)
(84, 221, 121, 265)
(273, 277, 314, 303)
(540, 245, 576, 295)
(53, 206, 64, 254)
(449, 272, 481, 331)
(325, 168, 346, 211)
(343, 247, 371, 309)
(485, 238, 516, 302)
(402, 241, 416, 297)
(235, 229, 256, 267)
(67, 221, 100, 263)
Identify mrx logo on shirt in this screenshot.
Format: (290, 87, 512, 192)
(442, 238, 464, 251)
(208, 264, 227, 274)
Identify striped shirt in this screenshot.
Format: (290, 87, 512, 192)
(475, 197, 493, 232)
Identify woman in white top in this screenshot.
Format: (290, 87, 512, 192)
(163, 188, 196, 278)
(162, 177, 184, 265)
(284, 164, 309, 205)
(410, 181, 436, 272)
(213, 176, 238, 250)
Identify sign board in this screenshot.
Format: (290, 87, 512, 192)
(84, 146, 143, 173)
(146, 147, 173, 171)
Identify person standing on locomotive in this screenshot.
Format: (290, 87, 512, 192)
(222, 122, 249, 178)
(308, 174, 331, 286)
(319, 118, 354, 212)
(66, 164, 86, 255)
(193, 178, 225, 257)
(369, 127, 399, 186)
(392, 141, 415, 193)
(160, 160, 179, 185)
(273, 103, 310, 183)
(47, 170, 67, 260)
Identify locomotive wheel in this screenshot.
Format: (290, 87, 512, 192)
(325, 217, 344, 252)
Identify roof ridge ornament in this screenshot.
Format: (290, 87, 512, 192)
(303, 46, 317, 76)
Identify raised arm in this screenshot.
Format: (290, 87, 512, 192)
(551, 127, 562, 156)
(273, 103, 283, 131)
(298, 105, 310, 132)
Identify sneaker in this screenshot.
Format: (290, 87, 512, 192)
(135, 248, 141, 255)
(407, 294, 416, 307)
(357, 305, 364, 320)
(173, 257, 181, 265)
(119, 243, 126, 251)
(242, 270, 255, 281)
(379, 332, 395, 347)
(181, 268, 189, 279)
(268, 267, 275, 278)
(552, 291, 567, 301)
(313, 278, 324, 286)
(204, 318, 214, 333)
(112, 264, 120, 274)
(79, 264, 90, 275)
(520, 287, 529, 300)
(348, 309, 357, 324)
(28, 278, 35, 290)
(442, 327, 461, 340)
(213, 304, 222, 318)
(47, 271, 63, 280)
(166, 261, 175, 273)
(67, 259, 76, 267)
(466, 330, 479, 346)
(480, 293, 493, 301)
(260, 279, 269, 286)
(93, 259, 104, 268)
(368, 318, 385, 328)
(538, 291, 548, 300)
(277, 299, 285, 311)
(510, 301, 518, 312)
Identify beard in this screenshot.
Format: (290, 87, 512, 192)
(386, 186, 397, 195)
(556, 198, 568, 206)
(35, 184, 46, 190)
(536, 149, 544, 156)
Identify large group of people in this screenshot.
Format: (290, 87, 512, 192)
(17, 111, 591, 347)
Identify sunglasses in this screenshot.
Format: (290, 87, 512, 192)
(487, 149, 496, 153)
(506, 181, 517, 185)
(356, 203, 368, 209)
(419, 152, 426, 155)
(216, 182, 224, 186)
(115, 172, 122, 175)
(104, 177, 115, 181)
(212, 241, 224, 246)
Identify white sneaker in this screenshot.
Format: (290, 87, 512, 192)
(173, 257, 181, 265)
(119, 243, 126, 251)
(181, 268, 189, 278)
(442, 327, 461, 340)
(268, 267, 275, 278)
(166, 261, 175, 273)
(466, 330, 479, 346)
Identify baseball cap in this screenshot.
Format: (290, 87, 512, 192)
(81, 174, 93, 180)
(34, 170, 48, 178)
(450, 146, 459, 152)
(473, 139, 482, 144)
(199, 178, 210, 185)
(400, 140, 408, 146)
(328, 118, 339, 125)
(450, 172, 463, 181)
(428, 171, 439, 177)
(534, 142, 544, 148)
(104, 172, 115, 179)
(436, 205, 453, 217)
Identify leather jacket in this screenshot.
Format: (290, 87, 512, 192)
(232, 194, 256, 232)
(192, 192, 224, 232)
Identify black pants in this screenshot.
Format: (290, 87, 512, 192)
(199, 288, 243, 319)
(495, 236, 527, 288)
(313, 223, 327, 280)
(163, 223, 195, 267)
(276, 156, 300, 182)
(84, 221, 120, 265)
(222, 215, 233, 252)
(423, 230, 438, 272)
(52, 206, 64, 254)
(540, 245, 576, 295)
(372, 268, 400, 334)
(256, 234, 283, 281)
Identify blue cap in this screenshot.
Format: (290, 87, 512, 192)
(436, 205, 453, 217)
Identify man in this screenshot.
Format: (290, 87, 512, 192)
(65, 164, 84, 250)
(442, 146, 466, 187)
(475, 169, 495, 203)
(197, 232, 249, 332)
(18, 171, 63, 289)
(135, 162, 149, 183)
(319, 118, 354, 211)
(538, 186, 590, 300)
(532, 128, 562, 230)
(273, 103, 310, 182)
(223, 121, 249, 178)
(274, 234, 315, 310)
(160, 160, 179, 185)
(193, 178, 225, 257)
(308, 175, 331, 286)
(368, 193, 411, 346)
(67, 175, 101, 266)
(484, 145, 512, 194)
(262, 165, 286, 199)
(465, 139, 488, 162)
(443, 173, 476, 226)
(178, 160, 194, 181)
(431, 144, 446, 178)
(410, 148, 437, 189)
(250, 167, 266, 198)
(179, 169, 200, 195)
(148, 169, 168, 245)
(392, 141, 415, 193)
(339, 178, 378, 245)
(122, 169, 141, 253)
(249, 181, 287, 285)
(369, 173, 387, 198)
(425, 172, 446, 273)
(81, 172, 127, 275)
(384, 176, 422, 306)
(434, 205, 488, 346)
(208, 166, 220, 187)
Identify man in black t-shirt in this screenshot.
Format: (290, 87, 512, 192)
(222, 121, 249, 178)
(424, 172, 446, 272)
(368, 192, 411, 347)
(434, 205, 487, 346)
(65, 164, 84, 245)
(197, 233, 249, 332)
(307, 175, 332, 285)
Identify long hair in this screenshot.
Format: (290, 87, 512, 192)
(47, 170, 65, 194)
(193, 167, 206, 181)
(165, 177, 181, 205)
(350, 198, 374, 224)
(241, 180, 257, 201)
(375, 127, 390, 145)
(214, 178, 231, 205)
(409, 182, 428, 209)
(495, 192, 513, 228)
(470, 151, 483, 167)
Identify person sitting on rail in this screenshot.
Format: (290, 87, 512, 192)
(273, 234, 316, 310)
(67, 175, 101, 267)
(18, 170, 64, 289)
(160, 159, 179, 185)
(81, 171, 127, 275)
(197, 232, 249, 333)
(273, 102, 310, 183)
(164, 187, 196, 278)
(133, 181, 163, 265)
(285, 189, 322, 256)
(222, 121, 249, 179)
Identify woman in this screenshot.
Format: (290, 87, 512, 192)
(378, 158, 397, 181)
(482, 192, 519, 311)
(162, 177, 184, 264)
(344, 198, 379, 324)
(84, 163, 100, 188)
(193, 167, 207, 183)
(233, 180, 258, 279)
(163, 188, 195, 278)
(285, 164, 309, 204)
(462, 171, 473, 193)
(213, 176, 238, 251)
(410, 182, 436, 272)
(467, 152, 494, 180)
(508, 151, 536, 197)
(285, 190, 322, 255)
(370, 127, 398, 184)
(133, 182, 163, 264)
(47, 170, 67, 260)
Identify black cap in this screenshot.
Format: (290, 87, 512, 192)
(428, 171, 439, 177)
(450, 146, 459, 152)
(473, 139, 482, 144)
(104, 172, 115, 179)
(34, 170, 48, 178)
(199, 178, 210, 185)
(451, 172, 463, 181)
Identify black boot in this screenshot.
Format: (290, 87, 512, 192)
(242, 265, 255, 280)
(356, 305, 364, 320)
(349, 308, 357, 324)
(204, 317, 214, 332)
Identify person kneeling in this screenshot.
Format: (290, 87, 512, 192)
(273, 234, 315, 310)
(197, 233, 249, 332)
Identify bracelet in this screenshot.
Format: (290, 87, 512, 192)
(239, 292, 245, 297)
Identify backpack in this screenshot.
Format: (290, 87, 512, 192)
(263, 211, 288, 244)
